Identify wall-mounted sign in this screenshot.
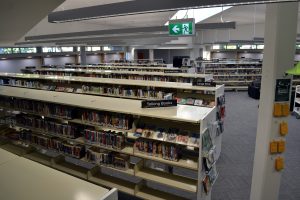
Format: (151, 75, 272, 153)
(275, 79, 291, 102)
(141, 99, 177, 108)
(168, 18, 195, 36)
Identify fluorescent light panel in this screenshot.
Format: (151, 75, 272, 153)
(165, 6, 232, 25)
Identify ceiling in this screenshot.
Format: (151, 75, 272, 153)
(0, 0, 64, 46)
(2, 0, 300, 47)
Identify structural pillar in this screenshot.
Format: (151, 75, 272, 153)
(189, 47, 200, 61)
(250, 2, 298, 200)
(149, 49, 154, 62)
(80, 46, 87, 65)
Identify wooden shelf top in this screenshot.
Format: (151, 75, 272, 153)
(0, 86, 213, 123)
(0, 72, 222, 92)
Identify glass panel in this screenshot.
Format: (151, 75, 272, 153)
(61, 47, 73, 52)
(55, 47, 62, 52)
(256, 44, 264, 49)
(91, 47, 101, 51)
(12, 48, 20, 53)
(103, 46, 111, 51)
(86, 47, 92, 51)
(212, 45, 220, 50)
(226, 44, 237, 50)
(42, 47, 54, 53)
(239, 45, 252, 49)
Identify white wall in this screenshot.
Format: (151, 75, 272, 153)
(0, 58, 40, 73)
(86, 55, 101, 64)
(103, 53, 122, 62)
(211, 52, 237, 59)
(154, 49, 190, 64)
(44, 56, 75, 65)
(238, 53, 263, 60)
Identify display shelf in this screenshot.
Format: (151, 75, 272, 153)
(23, 151, 53, 166)
(0, 86, 213, 123)
(295, 98, 300, 104)
(48, 65, 179, 72)
(135, 167, 197, 193)
(0, 73, 218, 91)
(34, 68, 212, 79)
(0, 72, 223, 200)
(71, 119, 131, 133)
(88, 167, 136, 195)
(17, 125, 135, 156)
(134, 151, 198, 170)
(52, 155, 89, 179)
(135, 185, 188, 200)
(0, 143, 33, 156)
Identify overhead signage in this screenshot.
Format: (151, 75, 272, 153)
(141, 99, 177, 108)
(192, 81, 216, 87)
(168, 18, 195, 36)
(275, 79, 291, 102)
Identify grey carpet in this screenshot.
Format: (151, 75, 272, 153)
(212, 92, 300, 200)
(119, 91, 300, 200)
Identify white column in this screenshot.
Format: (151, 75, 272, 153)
(80, 46, 87, 65)
(149, 49, 154, 62)
(189, 47, 200, 60)
(250, 2, 298, 200)
(125, 47, 135, 61)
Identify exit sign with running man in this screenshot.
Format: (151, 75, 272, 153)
(168, 18, 195, 36)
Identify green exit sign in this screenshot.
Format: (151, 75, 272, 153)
(168, 18, 195, 36)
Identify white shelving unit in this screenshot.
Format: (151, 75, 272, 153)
(33, 68, 213, 83)
(293, 85, 300, 117)
(203, 62, 262, 90)
(0, 85, 222, 200)
(0, 72, 224, 111)
(51, 64, 178, 72)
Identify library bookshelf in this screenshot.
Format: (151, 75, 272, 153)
(0, 83, 223, 200)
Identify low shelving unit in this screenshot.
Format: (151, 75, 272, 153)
(0, 82, 223, 200)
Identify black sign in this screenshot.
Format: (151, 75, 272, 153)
(164, 69, 182, 73)
(275, 79, 291, 102)
(192, 81, 216, 87)
(141, 99, 177, 108)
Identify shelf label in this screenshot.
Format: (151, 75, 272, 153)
(192, 81, 216, 87)
(141, 99, 177, 108)
(164, 69, 182, 73)
(275, 79, 291, 102)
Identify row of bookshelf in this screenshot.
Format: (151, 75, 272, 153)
(0, 70, 221, 199)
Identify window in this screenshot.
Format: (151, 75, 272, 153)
(256, 44, 264, 49)
(85, 47, 92, 51)
(19, 47, 37, 53)
(226, 44, 237, 50)
(42, 47, 55, 53)
(55, 47, 62, 52)
(12, 48, 20, 53)
(239, 45, 252, 49)
(103, 46, 112, 51)
(111, 46, 124, 51)
(61, 47, 73, 52)
(212, 45, 220, 50)
(91, 47, 101, 51)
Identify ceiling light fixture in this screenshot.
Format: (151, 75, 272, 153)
(165, 6, 232, 25)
